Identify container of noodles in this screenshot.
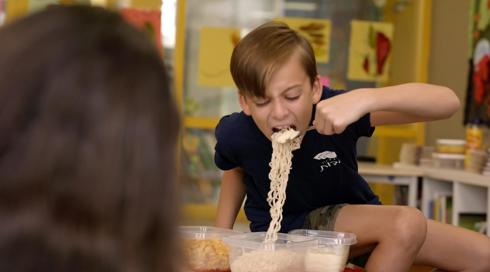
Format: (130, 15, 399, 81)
(223, 232, 317, 272)
(289, 229, 357, 272)
(180, 226, 242, 272)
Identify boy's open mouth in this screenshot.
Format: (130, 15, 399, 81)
(272, 125, 296, 133)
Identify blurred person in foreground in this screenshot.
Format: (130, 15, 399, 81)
(0, 5, 181, 272)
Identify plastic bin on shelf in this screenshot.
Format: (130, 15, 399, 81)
(435, 139, 466, 154)
(180, 226, 242, 272)
(223, 232, 317, 272)
(432, 152, 465, 169)
(289, 229, 357, 272)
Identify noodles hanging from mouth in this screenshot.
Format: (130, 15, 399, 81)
(265, 128, 302, 243)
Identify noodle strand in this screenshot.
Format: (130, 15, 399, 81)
(265, 128, 302, 243)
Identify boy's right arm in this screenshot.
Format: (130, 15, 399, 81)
(215, 167, 246, 229)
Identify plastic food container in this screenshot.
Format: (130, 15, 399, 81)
(436, 139, 466, 154)
(432, 152, 465, 169)
(289, 229, 357, 272)
(180, 226, 242, 272)
(464, 149, 488, 173)
(223, 232, 317, 272)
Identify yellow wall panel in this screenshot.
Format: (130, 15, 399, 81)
(6, 0, 28, 22)
(374, 0, 431, 164)
(130, 0, 161, 10)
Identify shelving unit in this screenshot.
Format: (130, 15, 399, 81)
(421, 177, 452, 217)
(359, 163, 422, 207)
(421, 168, 488, 233)
(360, 163, 490, 236)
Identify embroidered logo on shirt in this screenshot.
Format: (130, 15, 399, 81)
(313, 150, 341, 172)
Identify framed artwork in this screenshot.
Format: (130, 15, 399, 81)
(347, 20, 393, 82)
(276, 17, 332, 64)
(120, 8, 162, 51)
(465, 0, 490, 126)
(197, 27, 239, 87)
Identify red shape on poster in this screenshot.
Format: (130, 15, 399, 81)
(121, 8, 162, 50)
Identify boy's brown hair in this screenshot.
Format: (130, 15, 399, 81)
(230, 21, 318, 97)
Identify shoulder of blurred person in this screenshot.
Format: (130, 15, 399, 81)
(0, 5, 181, 272)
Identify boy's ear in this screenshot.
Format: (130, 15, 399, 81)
(239, 94, 252, 116)
(312, 75, 322, 104)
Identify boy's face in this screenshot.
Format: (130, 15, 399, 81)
(239, 52, 322, 140)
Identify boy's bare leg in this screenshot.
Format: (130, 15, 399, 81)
(414, 219, 490, 272)
(334, 205, 427, 272)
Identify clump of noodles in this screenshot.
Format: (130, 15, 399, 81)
(265, 128, 303, 243)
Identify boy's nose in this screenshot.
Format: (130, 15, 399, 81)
(271, 101, 288, 120)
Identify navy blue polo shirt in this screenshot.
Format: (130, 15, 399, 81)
(214, 87, 380, 232)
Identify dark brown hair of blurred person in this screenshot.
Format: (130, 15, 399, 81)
(0, 5, 181, 272)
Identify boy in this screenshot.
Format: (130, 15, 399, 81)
(214, 21, 490, 271)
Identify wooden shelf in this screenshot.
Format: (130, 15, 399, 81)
(361, 162, 489, 236)
(393, 163, 490, 188)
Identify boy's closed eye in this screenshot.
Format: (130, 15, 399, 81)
(284, 89, 302, 101)
(285, 95, 300, 101)
(253, 97, 270, 107)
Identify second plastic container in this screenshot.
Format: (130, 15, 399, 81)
(289, 229, 357, 272)
(223, 232, 317, 272)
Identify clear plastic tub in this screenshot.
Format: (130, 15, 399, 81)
(289, 229, 357, 272)
(180, 226, 242, 272)
(432, 152, 465, 169)
(436, 139, 466, 154)
(223, 232, 317, 272)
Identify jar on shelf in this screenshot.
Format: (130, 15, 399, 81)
(465, 120, 484, 150)
(464, 119, 488, 172)
(436, 139, 465, 154)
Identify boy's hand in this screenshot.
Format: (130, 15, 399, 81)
(313, 89, 370, 135)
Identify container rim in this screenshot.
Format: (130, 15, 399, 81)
(436, 139, 466, 145)
(179, 226, 242, 239)
(223, 232, 317, 250)
(432, 152, 465, 159)
(288, 229, 357, 245)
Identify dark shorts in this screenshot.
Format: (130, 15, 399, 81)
(303, 204, 370, 268)
(302, 204, 347, 230)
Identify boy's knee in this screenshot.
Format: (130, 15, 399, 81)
(391, 207, 427, 248)
(476, 243, 490, 271)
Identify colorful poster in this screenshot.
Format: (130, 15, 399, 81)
(347, 20, 393, 82)
(465, 0, 490, 126)
(120, 8, 162, 50)
(276, 17, 331, 63)
(197, 27, 240, 88)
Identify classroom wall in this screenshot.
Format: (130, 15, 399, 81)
(426, 0, 470, 145)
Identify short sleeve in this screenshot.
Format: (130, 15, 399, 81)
(354, 112, 375, 138)
(321, 87, 375, 140)
(214, 116, 239, 170)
